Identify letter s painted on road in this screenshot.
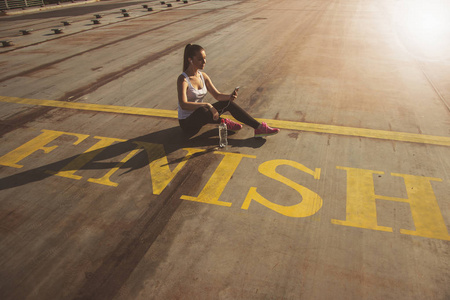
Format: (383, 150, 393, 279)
(241, 159, 323, 217)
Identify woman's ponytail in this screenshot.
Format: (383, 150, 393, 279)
(183, 44, 192, 72)
(183, 44, 204, 71)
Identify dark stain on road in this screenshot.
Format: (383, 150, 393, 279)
(0, 106, 53, 137)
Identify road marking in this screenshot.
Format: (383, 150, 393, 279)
(181, 152, 256, 207)
(332, 166, 449, 241)
(242, 160, 323, 218)
(1, 95, 450, 147)
(0, 96, 177, 118)
(1, 128, 448, 240)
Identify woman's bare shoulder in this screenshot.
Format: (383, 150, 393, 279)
(177, 74, 187, 84)
(201, 72, 212, 81)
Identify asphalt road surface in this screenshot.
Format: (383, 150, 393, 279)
(1, 0, 450, 299)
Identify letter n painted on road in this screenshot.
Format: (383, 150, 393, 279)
(181, 152, 256, 207)
(87, 143, 143, 187)
(133, 142, 205, 195)
(241, 159, 323, 217)
(0, 129, 89, 168)
(332, 166, 450, 241)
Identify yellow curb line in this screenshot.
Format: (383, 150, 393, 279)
(1, 95, 450, 147)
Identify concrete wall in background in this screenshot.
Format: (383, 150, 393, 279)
(1, 0, 46, 10)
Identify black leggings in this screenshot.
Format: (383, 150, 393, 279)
(179, 101, 260, 133)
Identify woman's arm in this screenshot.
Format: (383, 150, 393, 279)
(177, 75, 219, 119)
(203, 72, 238, 102)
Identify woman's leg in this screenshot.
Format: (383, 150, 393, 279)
(213, 101, 260, 129)
(179, 106, 217, 133)
(179, 102, 279, 137)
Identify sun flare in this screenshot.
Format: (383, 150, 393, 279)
(395, 0, 450, 60)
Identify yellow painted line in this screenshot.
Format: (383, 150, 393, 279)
(0, 96, 178, 119)
(1, 95, 450, 147)
(260, 118, 450, 147)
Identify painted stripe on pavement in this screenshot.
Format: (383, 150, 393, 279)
(1, 95, 449, 147)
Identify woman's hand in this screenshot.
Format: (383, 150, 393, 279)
(230, 88, 238, 102)
(208, 104, 219, 120)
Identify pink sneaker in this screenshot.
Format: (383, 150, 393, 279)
(254, 122, 280, 137)
(223, 118, 243, 131)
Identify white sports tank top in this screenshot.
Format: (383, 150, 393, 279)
(178, 71, 208, 119)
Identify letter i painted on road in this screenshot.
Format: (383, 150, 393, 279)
(181, 152, 256, 207)
(48, 136, 126, 180)
(332, 166, 450, 241)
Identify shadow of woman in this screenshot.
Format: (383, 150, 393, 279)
(0, 125, 266, 191)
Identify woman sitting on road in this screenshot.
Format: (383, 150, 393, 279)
(177, 44, 280, 137)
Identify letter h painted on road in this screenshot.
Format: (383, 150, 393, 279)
(332, 166, 450, 241)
